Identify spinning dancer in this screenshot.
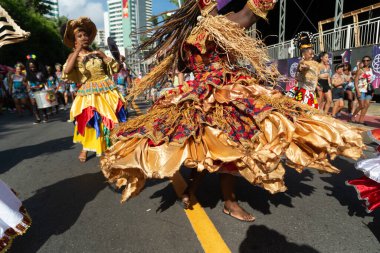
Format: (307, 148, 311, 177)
(101, 0, 364, 221)
(62, 17, 127, 162)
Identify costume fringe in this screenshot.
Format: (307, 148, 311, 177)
(127, 54, 175, 101)
(193, 15, 279, 84)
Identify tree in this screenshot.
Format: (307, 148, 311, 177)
(0, 0, 70, 66)
(26, 0, 51, 15)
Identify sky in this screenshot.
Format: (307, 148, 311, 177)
(58, 0, 379, 45)
(58, 0, 178, 29)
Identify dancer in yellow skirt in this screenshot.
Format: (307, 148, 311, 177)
(62, 17, 127, 162)
(101, 0, 364, 221)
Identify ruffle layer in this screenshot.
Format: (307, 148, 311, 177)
(101, 79, 364, 202)
(71, 82, 127, 155)
(71, 89, 126, 128)
(347, 176, 380, 213)
(0, 206, 31, 252)
(355, 155, 380, 183)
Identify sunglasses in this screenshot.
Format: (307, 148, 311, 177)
(363, 59, 371, 62)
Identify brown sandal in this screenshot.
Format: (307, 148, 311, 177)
(78, 150, 87, 163)
(223, 207, 256, 222)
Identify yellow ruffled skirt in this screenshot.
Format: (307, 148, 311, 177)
(71, 78, 127, 156)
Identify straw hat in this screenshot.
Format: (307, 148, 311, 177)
(63, 17, 97, 48)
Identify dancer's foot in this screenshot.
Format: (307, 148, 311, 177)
(223, 202, 255, 222)
(78, 150, 87, 163)
(181, 192, 191, 209)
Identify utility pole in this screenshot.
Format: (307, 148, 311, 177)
(279, 0, 286, 43)
(279, 0, 287, 58)
(333, 0, 344, 50)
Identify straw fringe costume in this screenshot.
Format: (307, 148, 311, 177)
(62, 18, 127, 156)
(101, 0, 364, 202)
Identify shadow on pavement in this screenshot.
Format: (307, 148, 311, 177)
(239, 224, 320, 253)
(0, 136, 75, 174)
(12, 172, 106, 253)
(149, 165, 316, 215)
(193, 168, 315, 215)
(321, 157, 379, 241)
(237, 169, 316, 215)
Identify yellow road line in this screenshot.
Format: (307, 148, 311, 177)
(171, 172, 231, 253)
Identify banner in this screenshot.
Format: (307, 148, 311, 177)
(341, 50, 351, 64)
(276, 59, 288, 92)
(372, 45, 380, 89)
(286, 57, 300, 91)
(123, 0, 129, 18)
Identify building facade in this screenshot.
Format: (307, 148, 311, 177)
(107, 0, 124, 49)
(122, 0, 153, 74)
(95, 29, 106, 48)
(43, 0, 59, 19)
(105, 0, 153, 73)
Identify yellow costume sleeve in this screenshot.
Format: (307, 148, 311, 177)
(105, 58, 120, 77)
(62, 62, 82, 83)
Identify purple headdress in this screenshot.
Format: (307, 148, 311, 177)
(217, 0, 234, 11)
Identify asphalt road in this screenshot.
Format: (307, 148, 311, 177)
(0, 103, 379, 253)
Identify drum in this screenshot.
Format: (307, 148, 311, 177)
(34, 90, 58, 109)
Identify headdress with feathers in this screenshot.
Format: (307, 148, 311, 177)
(293, 31, 315, 51)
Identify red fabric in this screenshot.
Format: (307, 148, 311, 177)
(76, 107, 95, 136)
(116, 100, 124, 112)
(347, 176, 380, 213)
(76, 103, 124, 136)
(101, 116, 114, 131)
(368, 129, 380, 145)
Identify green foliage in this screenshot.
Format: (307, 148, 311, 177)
(26, 0, 52, 15)
(0, 0, 70, 67)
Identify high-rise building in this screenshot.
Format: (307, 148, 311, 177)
(122, 0, 153, 74)
(43, 0, 59, 19)
(104, 12, 110, 45)
(123, 0, 152, 48)
(105, 0, 153, 73)
(95, 30, 106, 48)
(107, 0, 124, 49)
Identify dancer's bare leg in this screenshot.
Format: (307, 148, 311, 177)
(220, 173, 255, 222)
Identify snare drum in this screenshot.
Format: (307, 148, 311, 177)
(34, 90, 58, 109)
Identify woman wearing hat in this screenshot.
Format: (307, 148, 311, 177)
(62, 17, 127, 162)
(101, 0, 364, 221)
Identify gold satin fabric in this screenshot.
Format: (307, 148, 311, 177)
(101, 20, 364, 202)
(62, 56, 119, 84)
(101, 78, 365, 202)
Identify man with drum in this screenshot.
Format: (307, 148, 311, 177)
(26, 56, 49, 124)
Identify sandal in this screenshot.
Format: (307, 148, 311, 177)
(78, 150, 87, 163)
(180, 188, 192, 209)
(223, 207, 256, 222)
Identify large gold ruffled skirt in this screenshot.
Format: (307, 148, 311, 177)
(101, 76, 364, 202)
